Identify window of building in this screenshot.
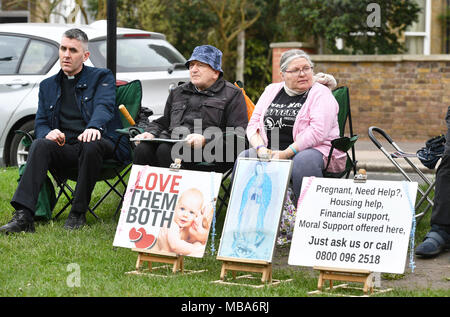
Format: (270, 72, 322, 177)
(0, 0, 29, 23)
(404, 0, 431, 55)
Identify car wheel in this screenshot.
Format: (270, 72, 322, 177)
(9, 120, 34, 167)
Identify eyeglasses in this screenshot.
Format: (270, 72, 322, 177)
(284, 66, 313, 76)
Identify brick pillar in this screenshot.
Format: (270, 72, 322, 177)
(270, 42, 317, 83)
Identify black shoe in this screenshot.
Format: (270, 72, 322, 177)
(415, 231, 450, 258)
(64, 212, 86, 230)
(0, 210, 35, 234)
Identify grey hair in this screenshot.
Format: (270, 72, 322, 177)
(63, 28, 89, 51)
(280, 49, 314, 73)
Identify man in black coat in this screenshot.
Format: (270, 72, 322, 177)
(133, 45, 248, 172)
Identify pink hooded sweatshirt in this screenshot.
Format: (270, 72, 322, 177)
(246, 81, 346, 173)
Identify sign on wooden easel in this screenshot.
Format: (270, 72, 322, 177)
(214, 158, 292, 286)
(113, 164, 222, 275)
(288, 174, 417, 294)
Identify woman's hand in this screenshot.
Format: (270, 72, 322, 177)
(271, 149, 290, 160)
(256, 146, 271, 159)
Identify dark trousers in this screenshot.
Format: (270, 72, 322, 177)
(133, 139, 237, 173)
(11, 138, 115, 216)
(432, 155, 450, 228)
(431, 106, 450, 230)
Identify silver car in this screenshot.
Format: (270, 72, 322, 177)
(0, 21, 190, 166)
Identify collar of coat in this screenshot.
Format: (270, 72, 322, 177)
(184, 76, 225, 96)
(56, 65, 89, 90)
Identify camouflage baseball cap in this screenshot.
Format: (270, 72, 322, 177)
(185, 45, 223, 73)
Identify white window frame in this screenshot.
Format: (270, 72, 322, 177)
(404, 0, 431, 55)
(50, 0, 90, 24)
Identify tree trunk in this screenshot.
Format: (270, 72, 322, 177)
(236, 29, 245, 84)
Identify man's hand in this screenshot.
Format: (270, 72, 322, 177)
(78, 128, 101, 142)
(46, 129, 65, 146)
(133, 132, 155, 145)
(185, 133, 206, 149)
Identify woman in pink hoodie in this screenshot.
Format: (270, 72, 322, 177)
(243, 49, 346, 201)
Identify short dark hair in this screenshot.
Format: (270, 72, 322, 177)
(63, 28, 88, 50)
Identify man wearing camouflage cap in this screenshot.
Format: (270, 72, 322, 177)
(133, 45, 248, 172)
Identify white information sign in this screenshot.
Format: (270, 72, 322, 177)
(288, 177, 417, 274)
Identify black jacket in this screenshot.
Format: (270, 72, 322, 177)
(146, 77, 248, 140)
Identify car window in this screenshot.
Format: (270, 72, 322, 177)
(19, 39, 58, 74)
(0, 35, 28, 74)
(89, 38, 187, 72)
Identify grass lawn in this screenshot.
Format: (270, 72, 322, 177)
(0, 166, 447, 298)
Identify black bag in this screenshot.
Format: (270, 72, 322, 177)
(416, 134, 446, 169)
(135, 107, 154, 130)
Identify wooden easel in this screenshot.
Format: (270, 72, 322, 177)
(212, 257, 291, 288)
(312, 266, 375, 295)
(218, 257, 272, 283)
(133, 248, 184, 274)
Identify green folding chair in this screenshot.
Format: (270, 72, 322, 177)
(323, 86, 358, 178)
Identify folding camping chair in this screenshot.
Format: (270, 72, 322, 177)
(323, 86, 359, 179)
(15, 80, 143, 220)
(368, 126, 436, 222)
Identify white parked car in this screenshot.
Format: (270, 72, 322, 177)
(0, 21, 190, 166)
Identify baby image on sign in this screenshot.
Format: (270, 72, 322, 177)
(288, 177, 417, 274)
(113, 165, 222, 258)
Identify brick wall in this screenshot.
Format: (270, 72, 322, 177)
(270, 44, 450, 141)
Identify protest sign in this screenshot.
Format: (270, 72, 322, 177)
(288, 177, 417, 274)
(218, 158, 292, 262)
(113, 165, 222, 258)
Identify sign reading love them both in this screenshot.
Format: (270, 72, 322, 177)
(113, 164, 222, 258)
(288, 177, 418, 274)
